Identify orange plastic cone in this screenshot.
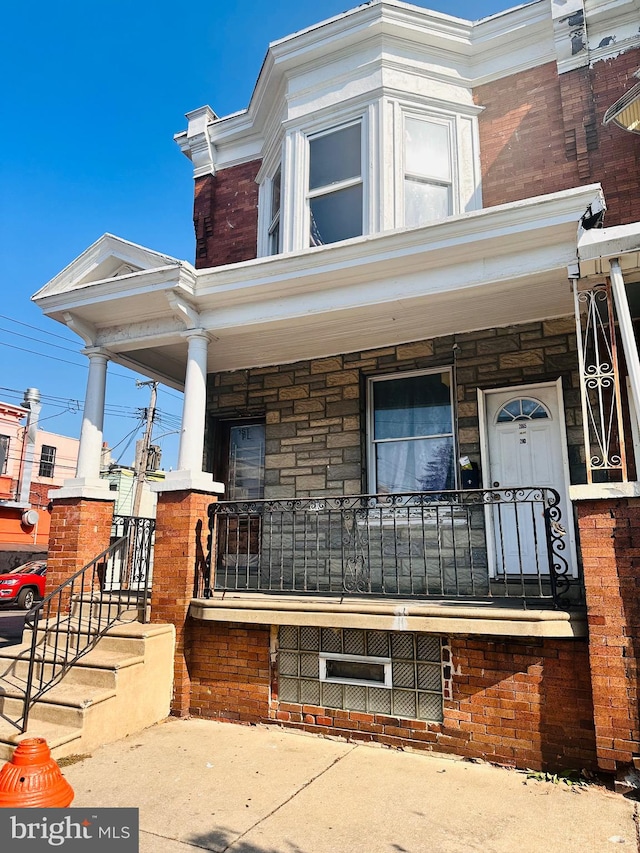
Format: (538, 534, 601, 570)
(0, 738, 74, 808)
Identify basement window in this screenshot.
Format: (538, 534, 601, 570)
(278, 627, 444, 721)
(320, 653, 392, 688)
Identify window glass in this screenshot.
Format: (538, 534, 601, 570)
(0, 435, 9, 474)
(405, 117, 450, 181)
(373, 373, 452, 439)
(268, 167, 281, 256)
(310, 184, 363, 246)
(404, 116, 452, 226)
(375, 436, 454, 493)
(38, 445, 56, 478)
(227, 424, 265, 500)
(496, 398, 550, 423)
(309, 124, 361, 190)
(371, 371, 455, 494)
(405, 181, 451, 228)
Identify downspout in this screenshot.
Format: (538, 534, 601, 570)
(18, 388, 41, 506)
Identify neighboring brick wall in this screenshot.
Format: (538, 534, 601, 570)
(193, 160, 261, 269)
(151, 490, 214, 716)
(206, 317, 584, 494)
(188, 622, 271, 722)
(475, 51, 640, 227)
(47, 497, 114, 592)
(183, 621, 596, 771)
(576, 498, 640, 772)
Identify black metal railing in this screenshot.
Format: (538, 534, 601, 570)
(111, 515, 155, 596)
(18, 536, 139, 733)
(202, 489, 578, 607)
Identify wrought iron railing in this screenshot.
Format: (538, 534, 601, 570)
(111, 515, 155, 596)
(18, 536, 139, 733)
(573, 281, 627, 482)
(202, 489, 579, 607)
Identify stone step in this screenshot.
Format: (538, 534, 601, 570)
(0, 717, 81, 761)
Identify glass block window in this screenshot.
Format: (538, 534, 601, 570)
(277, 627, 444, 722)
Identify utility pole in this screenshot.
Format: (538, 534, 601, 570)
(131, 381, 157, 520)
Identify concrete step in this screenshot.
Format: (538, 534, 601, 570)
(0, 644, 144, 689)
(69, 593, 149, 623)
(0, 619, 174, 760)
(0, 717, 81, 761)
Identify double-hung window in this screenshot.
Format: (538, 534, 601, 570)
(0, 435, 9, 474)
(404, 115, 453, 227)
(308, 121, 363, 246)
(369, 370, 455, 494)
(38, 444, 56, 478)
(267, 166, 282, 256)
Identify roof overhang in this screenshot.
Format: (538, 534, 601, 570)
(34, 184, 604, 389)
(577, 221, 640, 277)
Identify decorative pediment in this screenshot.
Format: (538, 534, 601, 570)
(33, 234, 182, 300)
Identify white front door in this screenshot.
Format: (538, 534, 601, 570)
(481, 381, 575, 577)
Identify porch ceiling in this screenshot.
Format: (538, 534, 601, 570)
(34, 185, 603, 389)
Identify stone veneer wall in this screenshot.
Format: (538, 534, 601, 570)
(206, 317, 583, 494)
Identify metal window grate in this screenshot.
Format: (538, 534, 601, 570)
(278, 627, 444, 722)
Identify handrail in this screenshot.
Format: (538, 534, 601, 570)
(19, 534, 134, 733)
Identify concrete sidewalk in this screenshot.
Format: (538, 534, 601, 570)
(60, 718, 637, 853)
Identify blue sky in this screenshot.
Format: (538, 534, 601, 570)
(0, 0, 519, 472)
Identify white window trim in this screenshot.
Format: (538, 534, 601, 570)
(306, 118, 365, 249)
(257, 166, 283, 258)
(398, 108, 458, 228)
(319, 652, 393, 688)
(281, 105, 374, 253)
(367, 366, 457, 494)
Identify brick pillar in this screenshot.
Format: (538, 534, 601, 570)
(151, 489, 215, 717)
(47, 497, 114, 613)
(577, 498, 640, 772)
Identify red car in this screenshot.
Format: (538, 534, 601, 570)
(0, 560, 47, 609)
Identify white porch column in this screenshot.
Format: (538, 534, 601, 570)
(157, 329, 224, 494)
(76, 347, 109, 480)
(52, 346, 113, 500)
(610, 259, 640, 437)
(178, 330, 209, 472)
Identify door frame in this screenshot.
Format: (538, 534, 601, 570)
(477, 378, 578, 578)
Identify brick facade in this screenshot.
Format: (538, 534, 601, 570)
(188, 622, 271, 722)
(475, 52, 640, 228)
(206, 317, 583, 494)
(151, 489, 214, 716)
(182, 620, 596, 771)
(193, 160, 261, 269)
(46, 496, 114, 613)
(576, 498, 640, 773)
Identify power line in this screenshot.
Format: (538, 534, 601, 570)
(0, 314, 80, 345)
(0, 325, 81, 354)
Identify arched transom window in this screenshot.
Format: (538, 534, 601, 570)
(496, 398, 551, 423)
